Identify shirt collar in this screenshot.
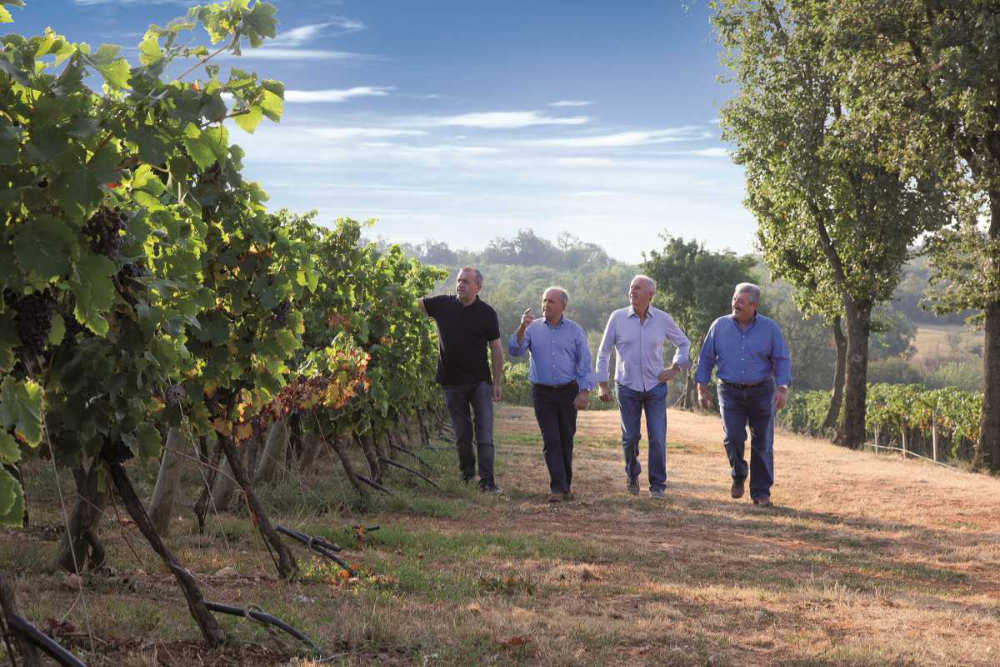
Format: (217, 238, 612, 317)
(628, 305, 653, 319)
(544, 316, 565, 328)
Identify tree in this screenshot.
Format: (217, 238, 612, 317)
(641, 235, 757, 407)
(836, 0, 1000, 470)
(712, 0, 947, 447)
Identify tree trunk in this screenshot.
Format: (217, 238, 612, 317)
(286, 411, 302, 469)
(327, 434, 369, 499)
(298, 431, 322, 472)
(207, 454, 237, 514)
(823, 315, 847, 432)
(355, 432, 382, 482)
(102, 453, 225, 647)
(53, 462, 107, 573)
(977, 299, 1000, 471)
(148, 427, 187, 537)
(217, 435, 298, 580)
(0, 573, 42, 666)
(415, 409, 430, 447)
(841, 303, 872, 449)
(254, 419, 288, 484)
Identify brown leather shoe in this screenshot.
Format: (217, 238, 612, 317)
(731, 478, 745, 499)
(753, 495, 772, 507)
(547, 493, 562, 503)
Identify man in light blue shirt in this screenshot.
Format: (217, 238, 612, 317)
(509, 287, 595, 502)
(696, 282, 791, 507)
(596, 275, 691, 498)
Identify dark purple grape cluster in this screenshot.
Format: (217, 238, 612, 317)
(14, 290, 57, 355)
(83, 206, 127, 258)
(271, 300, 291, 324)
(118, 262, 146, 279)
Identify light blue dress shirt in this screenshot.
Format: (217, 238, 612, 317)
(694, 313, 791, 387)
(508, 316, 596, 390)
(595, 306, 692, 392)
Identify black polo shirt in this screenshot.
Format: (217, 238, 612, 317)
(424, 294, 501, 386)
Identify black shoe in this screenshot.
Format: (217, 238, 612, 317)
(479, 483, 502, 494)
(462, 474, 475, 484)
(731, 477, 745, 499)
(562, 491, 575, 501)
(627, 477, 639, 496)
(752, 495, 772, 507)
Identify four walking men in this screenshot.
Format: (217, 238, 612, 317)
(422, 268, 790, 506)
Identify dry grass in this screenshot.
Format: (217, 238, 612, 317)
(3, 405, 1000, 666)
(911, 324, 981, 367)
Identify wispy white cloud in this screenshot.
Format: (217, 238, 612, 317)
(308, 127, 428, 140)
(687, 147, 729, 157)
(416, 111, 589, 129)
(550, 100, 592, 107)
(271, 18, 365, 46)
(225, 48, 371, 61)
(522, 126, 705, 148)
(285, 87, 392, 103)
(555, 157, 615, 167)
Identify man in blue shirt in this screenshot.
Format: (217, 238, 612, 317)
(596, 275, 691, 499)
(696, 283, 791, 507)
(509, 287, 595, 502)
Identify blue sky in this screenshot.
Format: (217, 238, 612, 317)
(12, 0, 754, 262)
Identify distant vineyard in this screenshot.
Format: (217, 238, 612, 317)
(780, 384, 983, 464)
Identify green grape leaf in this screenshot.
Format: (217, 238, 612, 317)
(0, 122, 20, 165)
(13, 216, 74, 281)
(259, 87, 283, 123)
(122, 423, 161, 459)
(72, 253, 117, 336)
(0, 432, 20, 464)
(126, 125, 167, 164)
(0, 469, 25, 527)
(0, 318, 17, 373)
(202, 125, 228, 163)
(138, 32, 162, 66)
(90, 44, 131, 90)
(0, 7, 12, 23)
(232, 105, 262, 133)
(0, 376, 44, 447)
(182, 123, 215, 170)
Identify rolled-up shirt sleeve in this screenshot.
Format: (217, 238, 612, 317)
(595, 314, 615, 381)
(508, 330, 529, 357)
(574, 328, 596, 391)
(772, 327, 792, 386)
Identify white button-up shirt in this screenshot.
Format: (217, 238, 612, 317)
(595, 305, 691, 392)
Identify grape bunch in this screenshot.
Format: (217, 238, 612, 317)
(271, 300, 291, 324)
(14, 290, 57, 355)
(83, 206, 127, 258)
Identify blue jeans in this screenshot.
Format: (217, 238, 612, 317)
(617, 382, 668, 492)
(717, 380, 775, 500)
(442, 381, 495, 487)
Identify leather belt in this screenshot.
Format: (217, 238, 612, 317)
(721, 379, 768, 390)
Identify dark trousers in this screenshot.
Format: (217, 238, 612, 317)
(531, 381, 579, 494)
(717, 380, 775, 500)
(443, 381, 495, 486)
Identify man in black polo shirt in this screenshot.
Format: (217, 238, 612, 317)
(419, 267, 504, 492)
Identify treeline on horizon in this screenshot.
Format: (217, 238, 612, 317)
(377, 228, 982, 396)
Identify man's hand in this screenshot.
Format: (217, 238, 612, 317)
(696, 382, 712, 410)
(598, 382, 612, 402)
(773, 386, 788, 410)
(493, 383, 503, 402)
(657, 366, 681, 383)
(573, 391, 589, 410)
(516, 308, 534, 344)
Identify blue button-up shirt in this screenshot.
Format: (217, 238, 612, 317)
(595, 306, 691, 392)
(508, 316, 596, 390)
(694, 313, 791, 387)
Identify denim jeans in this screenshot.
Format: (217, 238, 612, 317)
(531, 381, 579, 494)
(717, 380, 775, 500)
(442, 381, 495, 486)
(617, 382, 668, 492)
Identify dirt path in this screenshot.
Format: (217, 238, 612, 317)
(385, 405, 1000, 665)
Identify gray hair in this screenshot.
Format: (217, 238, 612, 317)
(458, 266, 483, 287)
(544, 286, 569, 306)
(633, 274, 657, 292)
(734, 282, 760, 304)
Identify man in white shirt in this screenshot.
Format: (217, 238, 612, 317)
(596, 275, 691, 498)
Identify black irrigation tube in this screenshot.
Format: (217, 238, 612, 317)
(355, 474, 394, 495)
(205, 601, 318, 653)
(275, 525, 356, 576)
(379, 457, 441, 489)
(6, 614, 86, 667)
